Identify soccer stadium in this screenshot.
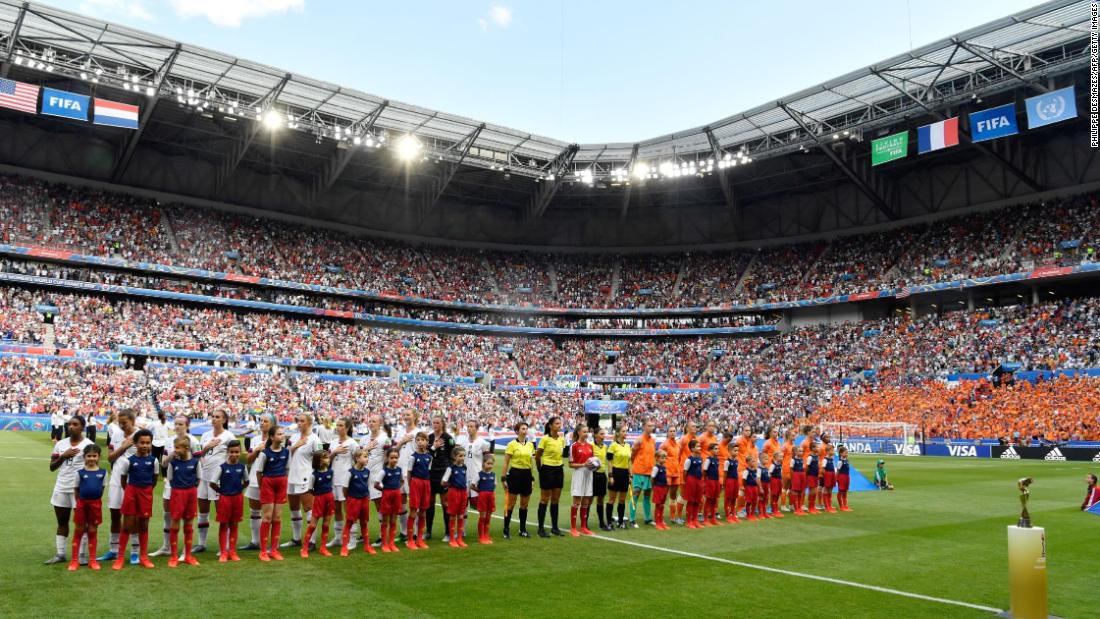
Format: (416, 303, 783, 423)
(1, 0, 1098, 617)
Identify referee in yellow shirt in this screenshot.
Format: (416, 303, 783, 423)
(501, 422, 535, 539)
(606, 427, 633, 529)
(535, 417, 566, 538)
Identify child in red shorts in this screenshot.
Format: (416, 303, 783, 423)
(113, 429, 158, 570)
(406, 433, 433, 550)
(651, 450, 670, 530)
(473, 454, 497, 544)
(821, 444, 837, 513)
(211, 440, 246, 562)
(723, 443, 741, 524)
(442, 446, 469, 549)
(682, 440, 704, 529)
(836, 446, 852, 512)
(302, 451, 335, 558)
(70, 444, 107, 571)
(702, 442, 721, 526)
(165, 435, 201, 567)
(375, 448, 404, 553)
(341, 449, 375, 557)
(255, 425, 289, 561)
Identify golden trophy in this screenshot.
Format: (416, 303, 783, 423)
(1005, 477, 1048, 619)
(1016, 477, 1033, 528)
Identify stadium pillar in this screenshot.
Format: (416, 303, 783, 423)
(1030, 286, 1040, 305)
(1004, 526, 1048, 619)
(967, 291, 975, 312)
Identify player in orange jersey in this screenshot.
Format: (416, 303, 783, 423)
(660, 428, 683, 524)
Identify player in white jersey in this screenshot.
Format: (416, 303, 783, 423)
(194, 410, 235, 553)
(150, 417, 197, 557)
(393, 409, 425, 539)
(456, 420, 492, 539)
(279, 413, 323, 548)
(327, 417, 358, 548)
(361, 414, 390, 546)
(50, 410, 65, 442)
(46, 415, 94, 565)
(316, 415, 336, 445)
(100, 409, 139, 563)
(240, 414, 276, 551)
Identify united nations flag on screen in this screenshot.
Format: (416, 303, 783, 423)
(1025, 85, 1077, 129)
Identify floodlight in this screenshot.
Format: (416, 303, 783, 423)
(396, 134, 422, 161)
(263, 110, 282, 130)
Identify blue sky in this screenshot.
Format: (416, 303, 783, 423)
(56, 0, 1042, 142)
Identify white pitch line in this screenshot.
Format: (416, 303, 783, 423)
(455, 504, 1001, 614)
(587, 533, 1003, 615)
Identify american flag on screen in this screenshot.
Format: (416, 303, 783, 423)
(0, 77, 40, 114)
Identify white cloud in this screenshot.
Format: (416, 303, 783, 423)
(169, 0, 304, 27)
(488, 5, 512, 28)
(479, 4, 511, 31)
(79, 0, 154, 21)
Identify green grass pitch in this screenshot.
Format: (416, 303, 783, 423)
(0, 431, 1094, 618)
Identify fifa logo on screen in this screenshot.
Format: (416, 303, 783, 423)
(975, 116, 1011, 132)
(48, 96, 83, 111)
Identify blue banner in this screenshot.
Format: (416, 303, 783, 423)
(583, 400, 628, 415)
(35, 304, 59, 314)
(40, 87, 90, 121)
(1025, 85, 1077, 129)
(1059, 239, 1081, 250)
(969, 103, 1018, 142)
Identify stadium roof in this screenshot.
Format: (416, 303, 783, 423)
(0, 0, 1091, 182)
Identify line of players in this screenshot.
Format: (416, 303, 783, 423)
(48, 413, 853, 570)
(561, 420, 853, 537)
(48, 409, 498, 569)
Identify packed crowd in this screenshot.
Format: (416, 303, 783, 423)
(4, 280, 1099, 390)
(4, 295, 1099, 439)
(2, 175, 1099, 310)
(0, 357, 150, 417)
(816, 376, 1100, 441)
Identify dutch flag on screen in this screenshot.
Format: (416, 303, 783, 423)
(916, 117, 959, 154)
(93, 98, 139, 129)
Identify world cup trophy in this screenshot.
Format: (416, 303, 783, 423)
(1016, 477, 1033, 528)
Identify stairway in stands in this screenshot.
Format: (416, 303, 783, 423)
(43, 323, 56, 349)
(608, 257, 623, 303)
(159, 208, 181, 255)
(480, 255, 502, 298)
(671, 256, 688, 298)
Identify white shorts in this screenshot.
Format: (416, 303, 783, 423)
(245, 485, 261, 502)
(288, 483, 310, 496)
(51, 490, 76, 509)
(162, 485, 172, 501)
(571, 467, 594, 498)
(197, 480, 219, 501)
(368, 485, 382, 501)
(108, 484, 124, 510)
(333, 486, 346, 501)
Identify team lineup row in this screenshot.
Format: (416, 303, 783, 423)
(48, 410, 860, 570)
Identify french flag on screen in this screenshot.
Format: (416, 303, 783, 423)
(917, 116, 959, 154)
(93, 98, 139, 129)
